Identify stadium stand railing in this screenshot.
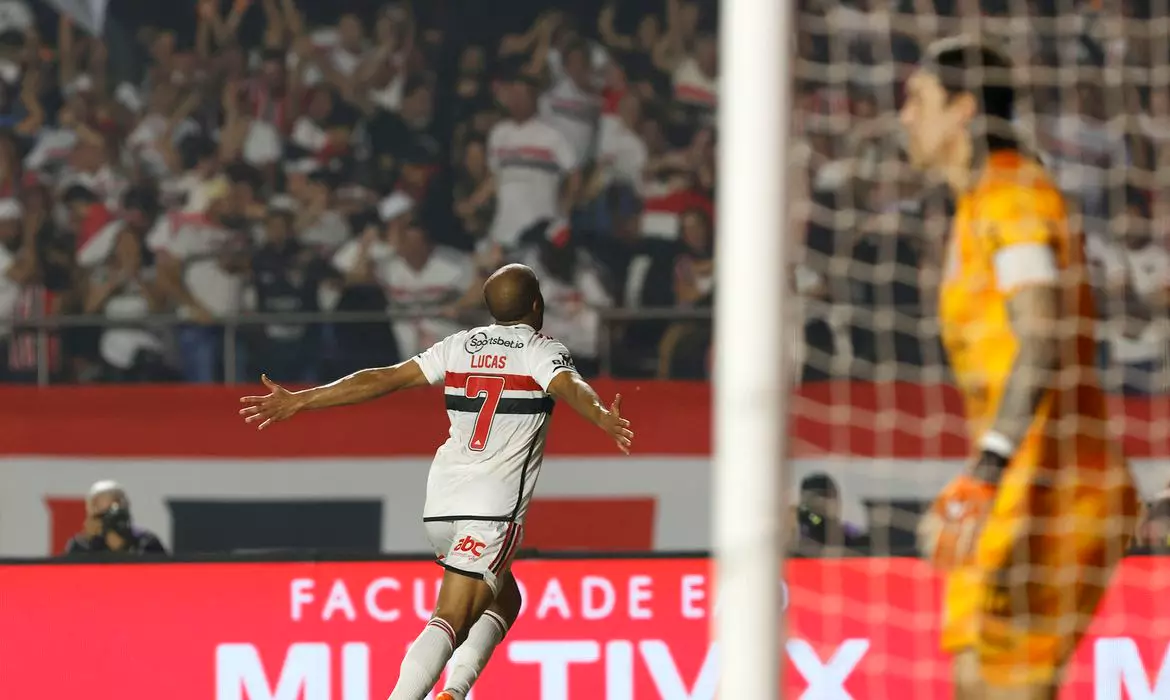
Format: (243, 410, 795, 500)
(7, 307, 713, 384)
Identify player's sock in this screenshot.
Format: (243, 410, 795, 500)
(387, 618, 458, 700)
(441, 610, 509, 696)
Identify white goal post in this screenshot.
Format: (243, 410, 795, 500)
(713, 0, 793, 696)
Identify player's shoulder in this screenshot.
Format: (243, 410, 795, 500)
(434, 327, 473, 354)
(526, 329, 568, 349)
(973, 151, 1065, 218)
(514, 327, 565, 356)
(525, 331, 576, 374)
(448, 327, 473, 340)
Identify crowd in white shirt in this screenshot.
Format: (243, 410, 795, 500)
(0, 0, 734, 382)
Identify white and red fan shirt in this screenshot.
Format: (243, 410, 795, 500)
(539, 77, 602, 164)
(672, 57, 717, 114)
(411, 324, 577, 523)
(640, 183, 714, 241)
(332, 240, 474, 357)
(487, 118, 578, 249)
(146, 211, 243, 319)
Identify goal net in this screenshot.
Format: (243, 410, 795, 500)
(788, 0, 1170, 696)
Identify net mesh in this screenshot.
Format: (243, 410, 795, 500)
(789, 0, 1170, 695)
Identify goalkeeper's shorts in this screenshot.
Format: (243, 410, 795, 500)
(940, 462, 1139, 687)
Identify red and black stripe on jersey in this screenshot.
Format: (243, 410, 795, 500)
(443, 371, 554, 415)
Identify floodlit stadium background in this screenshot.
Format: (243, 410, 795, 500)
(1, 0, 1169, 697)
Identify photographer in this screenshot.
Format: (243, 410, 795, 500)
(791, 472, 868, 557)
(64, 480, 167, 555)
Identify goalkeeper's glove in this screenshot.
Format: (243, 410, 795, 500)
(918, 474, 997, 571)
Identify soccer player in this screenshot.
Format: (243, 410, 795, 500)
(239, 264, 633, 700)
(900, 38, 1140, 699)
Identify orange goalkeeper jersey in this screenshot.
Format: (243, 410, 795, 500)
(938, 150, 1119, 472)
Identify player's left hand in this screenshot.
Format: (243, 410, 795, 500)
(918, 474, 997, 571)
(238, 374, 307, 431)
(599, 394, 634, 455)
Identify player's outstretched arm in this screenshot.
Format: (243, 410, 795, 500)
(547, 372, 634, 454)
(238, 361, 431, 431)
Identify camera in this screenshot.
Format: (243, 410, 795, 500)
(797, 504, 828, 543)
(100, 502, 133, 539)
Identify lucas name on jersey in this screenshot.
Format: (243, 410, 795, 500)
(471, 354, 509, 370)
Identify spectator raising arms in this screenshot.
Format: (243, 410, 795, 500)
(597, 2, 663, 63)
(486, 73, 579, 252)
(538, 40, 602, 166)
(0, 0, 745, 384)
(594, 93, 648, 197)
(652, 0, 716, 121)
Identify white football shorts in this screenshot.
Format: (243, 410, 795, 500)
(425, 519, 524, 595)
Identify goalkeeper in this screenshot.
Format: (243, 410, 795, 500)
(901, 37, 1140, 698)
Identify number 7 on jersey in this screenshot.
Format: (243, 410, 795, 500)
(465, 375, 505, 451)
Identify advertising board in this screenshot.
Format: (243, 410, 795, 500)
(1, 557, 1166, 699)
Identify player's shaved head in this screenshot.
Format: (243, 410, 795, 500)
(484, 264, 543, 325)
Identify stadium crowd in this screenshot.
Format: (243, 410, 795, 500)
(794, 0, 1170, 396)
(0, 0, 1148, 380)
(0, 0, 1165, 391)
(0, 0, 719, 384)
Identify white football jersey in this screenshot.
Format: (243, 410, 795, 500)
(412, 323, 578, 523)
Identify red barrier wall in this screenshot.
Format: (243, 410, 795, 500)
(4, 382, 1170, 457)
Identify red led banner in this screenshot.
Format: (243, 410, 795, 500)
(0, 557, 1166, 699)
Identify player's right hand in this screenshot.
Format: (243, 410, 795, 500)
(238, 374, 306, 431)
(918, 474, 997, 571)
(600, 394, 634, 455)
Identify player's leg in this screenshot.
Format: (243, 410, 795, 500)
(438, 571, 524, 700)
(967, 493, 1063, 699)
(975, 476, 1138, 700)
(388, 520, 520, 700)
(388, 569, 497, 700)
